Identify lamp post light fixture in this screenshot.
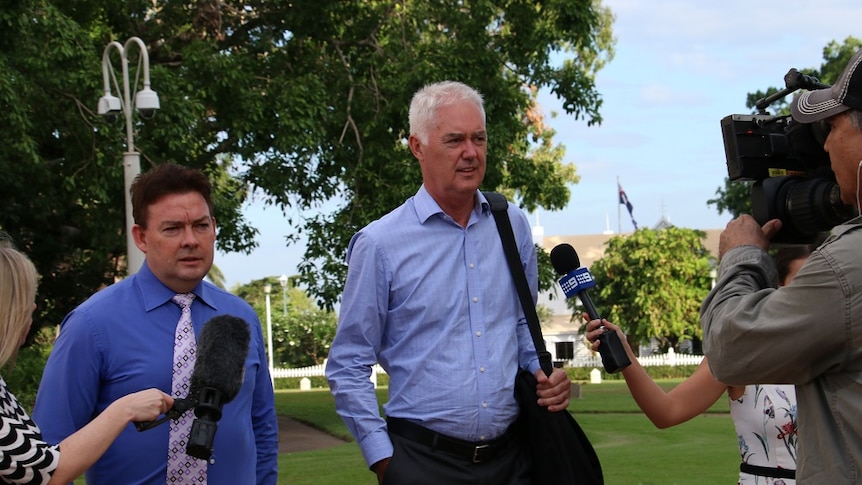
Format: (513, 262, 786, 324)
(98, 37, 160, 275)
(278, 274, 288, 315)
(263, 283, 274, 387)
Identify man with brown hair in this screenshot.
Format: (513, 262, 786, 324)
(34, 163, 278, 484)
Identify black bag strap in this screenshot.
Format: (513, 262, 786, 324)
(484, 191, 554, 377)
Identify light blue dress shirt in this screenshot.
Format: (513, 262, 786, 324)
(326, 186, 540, 468)
(32, 263, 278, 485)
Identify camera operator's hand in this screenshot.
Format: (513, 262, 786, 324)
(718, 215, 782, 258)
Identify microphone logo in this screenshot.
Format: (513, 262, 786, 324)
(559, 268, 596, 298)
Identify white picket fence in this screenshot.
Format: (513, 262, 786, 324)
(567, 349, 704, 368)
(272, 363, 386, 390)
(271, 364, 329, 379)
(273, 350, 703, 384)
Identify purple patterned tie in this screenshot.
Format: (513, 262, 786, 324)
(167, 293, 207, 483)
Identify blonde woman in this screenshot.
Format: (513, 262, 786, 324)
(0, 236, 172, 484)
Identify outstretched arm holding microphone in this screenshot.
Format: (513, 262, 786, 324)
(585, 243, 815, 484)
(48, 389, 173, 484)
(0, 236, 174, 485)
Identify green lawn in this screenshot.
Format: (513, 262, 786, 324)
(277, 380, 740, 485)
(78, 379, 739, 484)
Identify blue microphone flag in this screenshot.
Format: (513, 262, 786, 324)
(558, 267, 596, 299)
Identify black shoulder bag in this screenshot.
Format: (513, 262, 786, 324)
(484, 191, 604, 485)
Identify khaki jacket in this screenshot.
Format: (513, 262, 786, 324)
(701, 217, 862, 483)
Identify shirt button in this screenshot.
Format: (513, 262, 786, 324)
(480, 366, 485, 372)
(472, 296, 479, 302)
(469, 263, 475, 269)
(476, 331, 482, 337)
(482, 402, 488, 408)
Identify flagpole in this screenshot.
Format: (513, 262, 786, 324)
(616, 176, 622, 234)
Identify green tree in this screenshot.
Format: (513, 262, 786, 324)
(536, 303, 555, 328)
(708, 37, 862, 218)
(273, 288, 337, 367)
(588, 228, 713, 353)
(206, 263, 227, 290)
(1, 0, 615, 343)
(234, 276, 337, 367)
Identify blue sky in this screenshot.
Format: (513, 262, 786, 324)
(215, 0, 862, 290)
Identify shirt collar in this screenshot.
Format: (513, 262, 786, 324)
(134, 262, 214, 312)
(413, 185, 488, 224)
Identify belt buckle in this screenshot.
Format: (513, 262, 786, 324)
(472, 444, 490, 463)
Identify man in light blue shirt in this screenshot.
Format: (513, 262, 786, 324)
(33, 163, 278, 484)
(326, 81, 571, 484)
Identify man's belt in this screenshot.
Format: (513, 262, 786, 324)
(387, 417, 514, 463)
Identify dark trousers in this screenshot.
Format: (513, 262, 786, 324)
(383, 419, 531, 485)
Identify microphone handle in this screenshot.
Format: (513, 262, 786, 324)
(578, 289, 601, 321)
(578, 290, 631, 374)
(134, 397, 197, 432)
(134, 414, 171, 432)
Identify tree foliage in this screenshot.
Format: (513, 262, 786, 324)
(233, 276, 337, 367)
(708, 37, 862, 219)
(0, 0, 615, 340)
(588, 228, 713, 353)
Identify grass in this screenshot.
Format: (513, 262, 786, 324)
(277, 380, 740, 485)
(79, 380, 739, 484)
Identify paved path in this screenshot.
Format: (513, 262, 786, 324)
(278, 416, 348, 454)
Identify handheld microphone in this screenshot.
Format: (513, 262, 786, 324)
(549, 243, 631, 373)
(185, 314, 251, 460)
(134, 314, 251, 461)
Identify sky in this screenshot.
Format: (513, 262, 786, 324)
(215, 0, 862, 290)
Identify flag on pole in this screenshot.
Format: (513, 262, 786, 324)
(618, 182, 638, 230)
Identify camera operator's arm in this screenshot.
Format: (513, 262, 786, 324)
(718, 215, 782, 258)
(702, 226, 852, 385)
(585, 319, 727, 429)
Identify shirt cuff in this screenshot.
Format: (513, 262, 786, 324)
(359, 426, 394, 469)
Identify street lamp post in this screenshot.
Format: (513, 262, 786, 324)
(98, 37, 160, 274)
(263, 283, 274, 387)
(278, 274, 288, 315)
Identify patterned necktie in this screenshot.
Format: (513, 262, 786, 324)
(167, 293, 207, 483)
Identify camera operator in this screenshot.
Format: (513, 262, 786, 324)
(701, 48, 862, 484)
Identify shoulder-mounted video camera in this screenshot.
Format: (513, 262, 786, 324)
(720, 68, 857, 245)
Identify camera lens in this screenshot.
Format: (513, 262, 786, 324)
(752, 176, 857, 244)
(784, 178, 847, 233)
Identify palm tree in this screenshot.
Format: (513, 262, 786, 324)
(206, 263, 226, 289)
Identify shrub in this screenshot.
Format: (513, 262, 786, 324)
(565, 364, 699, 382)
(4, 328, 53, 411)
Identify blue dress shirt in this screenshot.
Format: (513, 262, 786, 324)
(325, 186, 540, 468)
(32, 263, 278, 485)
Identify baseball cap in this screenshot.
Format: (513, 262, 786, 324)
(791, 49, 862, 123)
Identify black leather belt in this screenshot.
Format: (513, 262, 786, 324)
(740, 462, 795, 479)
(387, 417, 514, 463)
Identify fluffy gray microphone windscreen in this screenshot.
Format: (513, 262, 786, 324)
(188, 314, 251, 404)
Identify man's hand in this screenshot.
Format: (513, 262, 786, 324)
(718, 215, 782, 258)
(371, 457, 390, 484)
(534, 367, 571, 412)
